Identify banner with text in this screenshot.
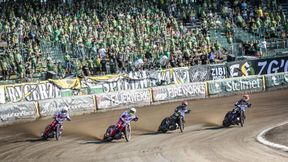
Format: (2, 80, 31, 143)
(4, 81, 61, 103)
(227, 56, 288, 77)
(96, 89, 151, 109)
(265, 72, 288, 88)
(209, 64, 228, 80)
(38, 95, 95, 117)
(0, 101, 37, 126)
(227, 61, 256, 77)
(252, 56, 288, 75)
(207, 76, 263, 95)
(90, 68, 190, 93)
(152, 82, 206, 102)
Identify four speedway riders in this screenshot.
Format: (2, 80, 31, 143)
(41, 94, 252, 140)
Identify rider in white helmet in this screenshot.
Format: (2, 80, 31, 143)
(54, 107, 71, 125)
(114, 107, 138, 138)
(119, 107, 138, 124)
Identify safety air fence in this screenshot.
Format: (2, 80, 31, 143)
(1, 72, 288, 126)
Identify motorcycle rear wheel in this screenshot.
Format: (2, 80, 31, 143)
(223, 111, 232, 127)
(103, 126, 114, 142)
(158, 118, 169, 133)
(41, 125, 51, 140)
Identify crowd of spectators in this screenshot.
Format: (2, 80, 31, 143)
(0, 0, 287, 82)
(221, 0, 288, 56)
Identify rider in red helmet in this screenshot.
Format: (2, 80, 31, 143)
(235, 94, 251, 107)
(234, 94, 252, 120)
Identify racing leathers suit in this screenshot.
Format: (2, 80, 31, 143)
(115, 111, 138, 137)
(53, 111, 71, 130)
(234, 99, 251, 119)
(172, 105, 191, 129)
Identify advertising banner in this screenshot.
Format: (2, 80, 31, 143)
(173, 67, 190, 84)
(227, 61, 256, 77)
(88, 68, 191, 93)
(207, 76, 263, 95)
(4, 81, 61, 103)
(189, 65, 210, 82)
(0, 101, 37, 125)
(252, 56, 288, 75)
(38, 95, 95, 117)
(265, 72, 288, 88)
(209, 64, 228, 80)
(227, 56, 288, 77)
(96, 89, 151, 109)
(152, 82, 206, 102)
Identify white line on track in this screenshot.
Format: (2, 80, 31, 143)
(257, 121, 288, 152)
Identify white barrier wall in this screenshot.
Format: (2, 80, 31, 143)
(96, 89, 151, 110)
(0, 101, 37, 126)
(38, 95, 96, 117)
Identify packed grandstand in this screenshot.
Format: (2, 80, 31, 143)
(1, 1, 288, 162)
(0, 0, 287, 83)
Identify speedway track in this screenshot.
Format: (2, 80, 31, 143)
(1, 90, 288, 162)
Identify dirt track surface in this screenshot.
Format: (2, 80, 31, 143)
(1, 90, 288, 162)
(265, 123, 288, 147)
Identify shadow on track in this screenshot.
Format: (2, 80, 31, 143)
(140, 131, 162, 136)
(140, 131, 177, 136)
(25, 138, 47, 142)
(203, 126, 227, 130)
(82, 140, 105, 145)
(11, 138, 47, 143)
(82, 139, 129, 145)
(193, 125, 232, 132)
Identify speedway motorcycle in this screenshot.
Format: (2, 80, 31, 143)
(222, 106, 245, 127)
(103, 119, 134, 142)
(158, 111, 186, 133)
(41, 120, 62, 140)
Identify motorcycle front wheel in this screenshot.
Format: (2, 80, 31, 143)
(179, 118, 184, 133)
(240, 112, 245, 127)
(124, 124, 131, 142)
(158, 117, 169, 133)
(55, 124, 61, 140)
